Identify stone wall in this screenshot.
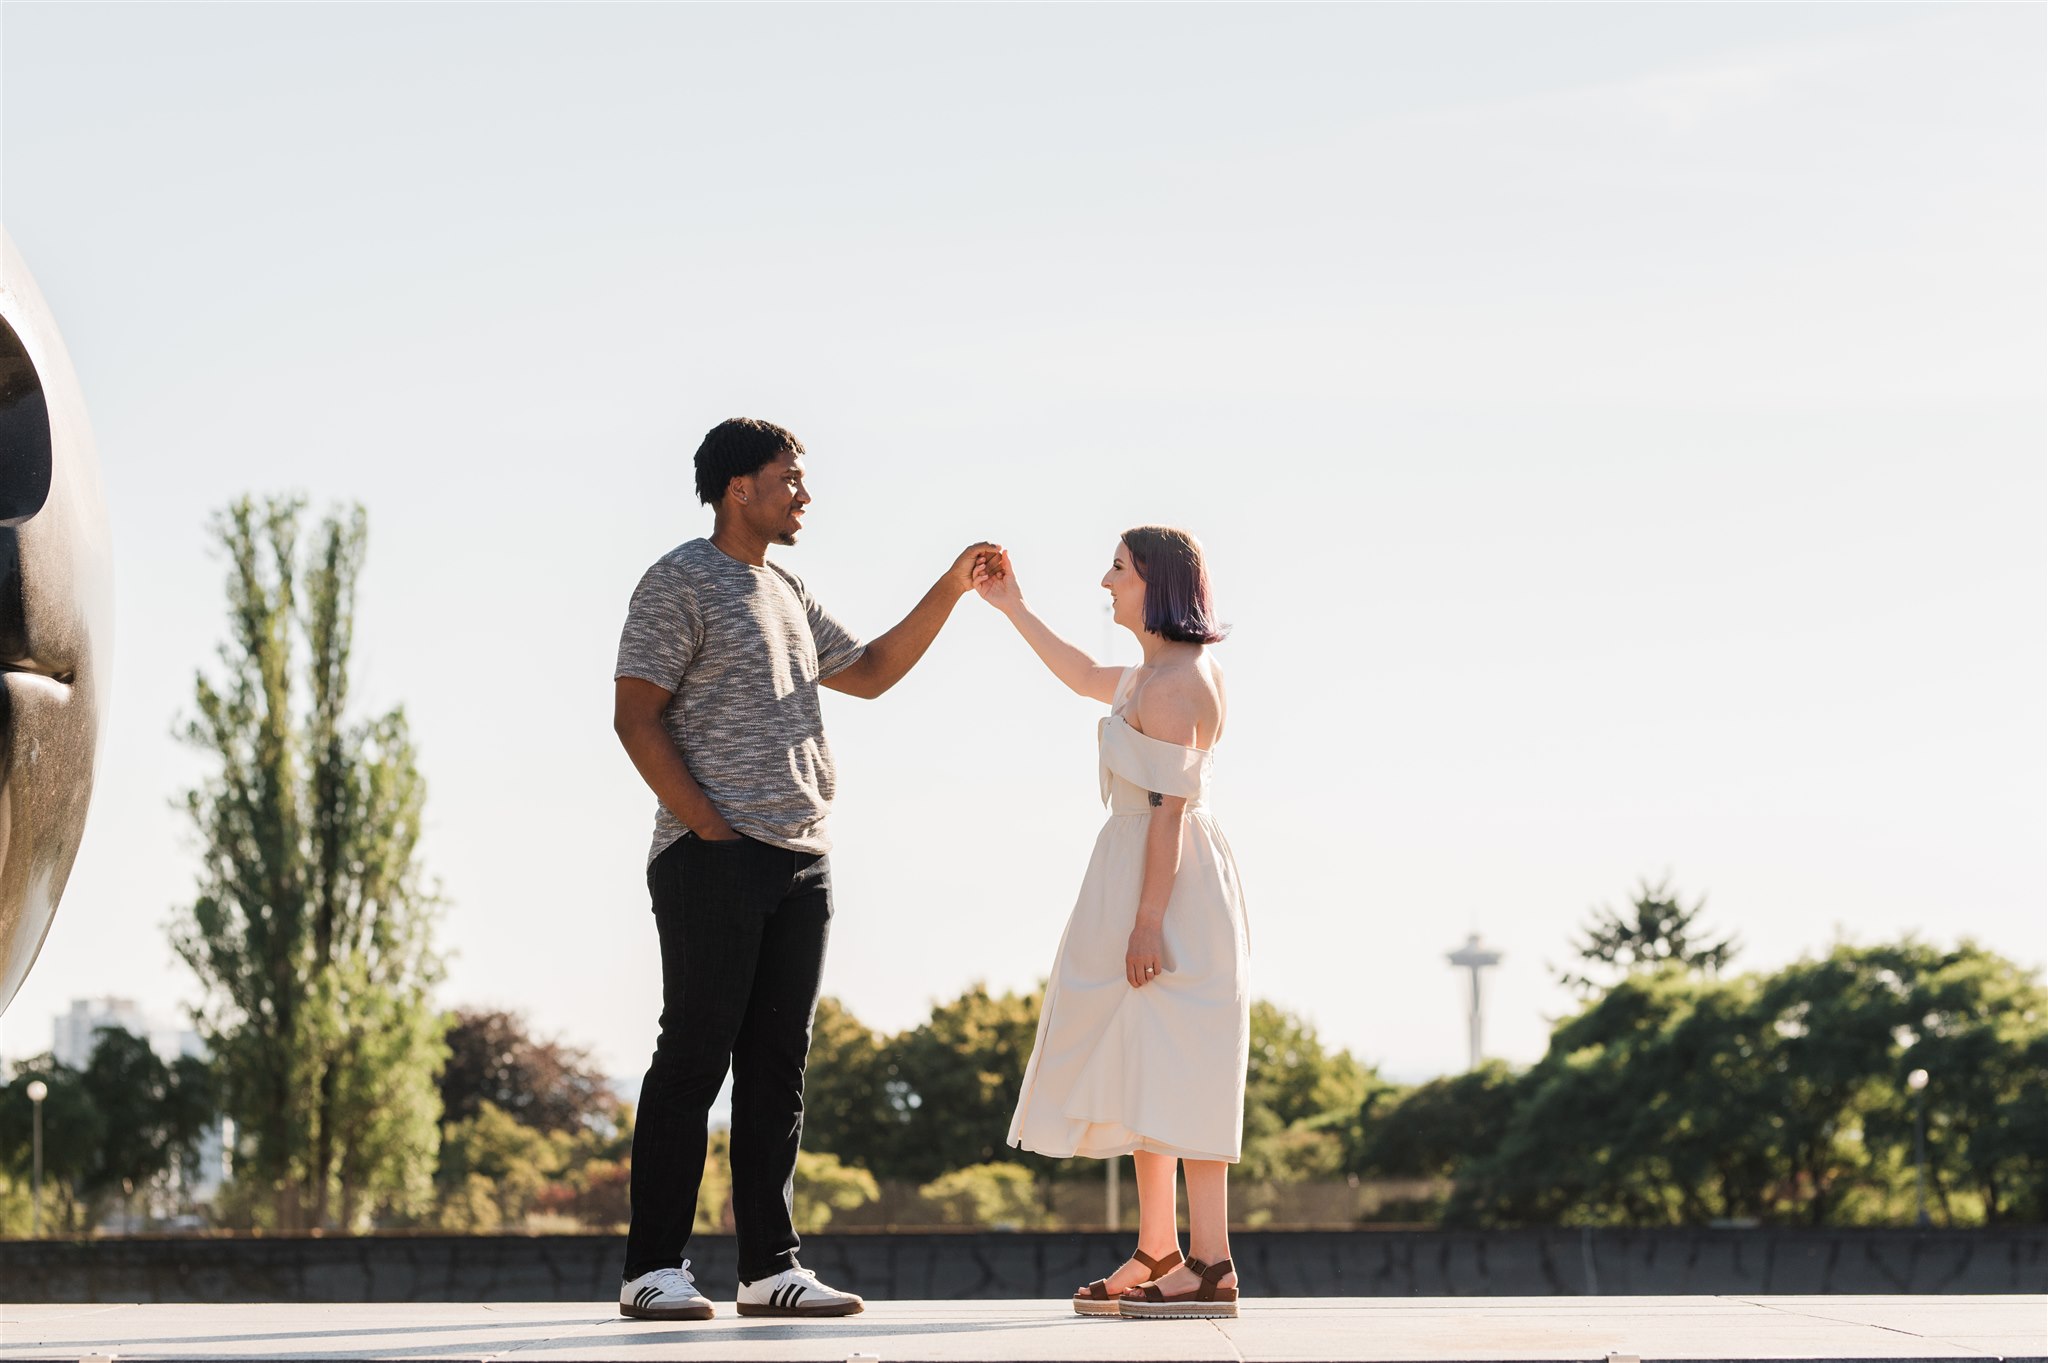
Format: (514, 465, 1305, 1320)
(4, 1229, 2043, 1302)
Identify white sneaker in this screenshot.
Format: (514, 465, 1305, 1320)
(736, 1264, 865, 1317)
(620, 1260, 714, 1320)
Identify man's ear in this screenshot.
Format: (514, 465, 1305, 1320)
(728, 472, 750, 506)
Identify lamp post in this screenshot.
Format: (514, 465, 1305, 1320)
(25, 1079, 47, 1237)
(1907, 1068, 1930, 1227)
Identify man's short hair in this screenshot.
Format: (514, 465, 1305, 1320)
(694, 418, 804, 506)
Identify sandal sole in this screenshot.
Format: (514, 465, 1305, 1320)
(1119, 1301, 1239, 1320)
(1072, 1299, 1122, 1316)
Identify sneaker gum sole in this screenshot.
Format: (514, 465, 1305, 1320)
(735, 1300, 865, 1318)
(618, 1302, 714, 1322)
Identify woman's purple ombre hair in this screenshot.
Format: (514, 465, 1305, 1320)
(1123, 526, 1228, 645)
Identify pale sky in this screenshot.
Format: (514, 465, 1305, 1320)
(1, 4, 2041, 1087)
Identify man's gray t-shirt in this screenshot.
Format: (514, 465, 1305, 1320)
(614, 538, 866, 863)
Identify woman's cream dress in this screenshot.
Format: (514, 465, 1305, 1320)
(1007, 667, 1251, 1163)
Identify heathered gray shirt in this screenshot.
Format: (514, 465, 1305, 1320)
(614, 538, 866, 863)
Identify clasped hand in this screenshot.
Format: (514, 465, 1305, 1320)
(970, 548, 1022, 612)
(950, 543, 1005, 596)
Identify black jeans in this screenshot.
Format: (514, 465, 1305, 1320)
(622, 833, 833, 1283)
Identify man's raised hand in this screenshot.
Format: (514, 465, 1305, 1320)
(972, 548, 1024, 613)
(947, 541, 1003, 595)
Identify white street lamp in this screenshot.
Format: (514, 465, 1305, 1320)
(25, 1079, 48, 1238)
(1907, 1068, 1930, 1227)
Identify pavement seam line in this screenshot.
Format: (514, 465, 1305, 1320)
(1728, 1293, 1962, 1343)
(494, 1322, 598, 1357)
(1206, 1314, 1247, 1363)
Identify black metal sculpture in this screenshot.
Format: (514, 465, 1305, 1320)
(0, 232, 111, 1016)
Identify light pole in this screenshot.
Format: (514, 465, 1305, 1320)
(25, 1079, 47, 1238)
(1446, 934, 1504, 1071)
(1907, 1068, 1930, 1227)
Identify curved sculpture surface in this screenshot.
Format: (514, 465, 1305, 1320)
(0, 231, 111, 1016)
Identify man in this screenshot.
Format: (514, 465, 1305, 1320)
(612, 416, 994, 1320)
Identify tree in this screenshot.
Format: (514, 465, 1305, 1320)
(793, 1150, 880, 1231)
(0, 1057, 105, 1232)
(161, 1054, 220, 1198)
(800, 990, 1105, 1189)
(1765, 940, 2048, 1226)
(696, 1127, 733, 1233)
(540, 1151, 632, 1231)
(880, 984, 1042, 1182)
(1241, 1001, 1381, 1183)
(1352, 1061, 1518, 1181)
(1561, 876, 1738, 993)
(799, 997, 893, 1173)
(434, 1101, 565, 1232)
(916, 1161, 1050, 1228)
(1905, 948, 2048, 1223)
(532, 1096, 636, 1231)
(432, 1010, 637, 1233)
(1444, 969, 1755, 1227)
(440, 1010, 615, 1136)
(0, 1029, 214, 1232)
(76, 1027, 216, 1224)
(802, 991, 1386, 1189)
(172, 497, 447, 1230)
(1247, 1001, 1373, 1129)
(1442, 939, 2048, 1229)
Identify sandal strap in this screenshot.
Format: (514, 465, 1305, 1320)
(1171, 1256, 1234, 1301)
(1132, 1247, 1183, 1275)
(1076, 1279, 1112, 1300)
(1124, 1257, 1238, 1305)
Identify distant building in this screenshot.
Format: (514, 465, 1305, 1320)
(53, 996, 150, 1068)
(50, 996, 231, 1207)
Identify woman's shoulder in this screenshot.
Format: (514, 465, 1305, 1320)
(1135, 653, 1224, 743)
(1156, 650, 1224, 698)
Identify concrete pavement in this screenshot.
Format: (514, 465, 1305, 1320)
(2, 1296, 2043, 1362)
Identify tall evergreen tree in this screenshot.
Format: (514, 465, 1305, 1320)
(1561, 875, 1740, 993)
(172, 497, 446, 1230)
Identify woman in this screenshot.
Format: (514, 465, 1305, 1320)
(973, 527, 1250, 1321)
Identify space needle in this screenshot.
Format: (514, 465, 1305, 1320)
(1447, 933, 1504, 1071)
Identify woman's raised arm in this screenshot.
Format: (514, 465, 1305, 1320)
(973, 550, 1124, 703)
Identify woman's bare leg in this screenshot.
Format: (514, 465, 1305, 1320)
(1133, 1150, 1181, 1262)
(1147, 1158, 1237, 1293)
(1091, 1152, 1181, 1294)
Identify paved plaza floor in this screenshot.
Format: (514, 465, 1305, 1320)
(1, 1297, 2042, 1363)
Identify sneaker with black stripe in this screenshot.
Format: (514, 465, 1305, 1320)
(735, 1264, 864, 1317)
(619, 1260, 714, 1320)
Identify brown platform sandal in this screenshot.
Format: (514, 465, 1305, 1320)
(1118, 1255, 1239, 1319)
(1071, 1247, 1183, 1317)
